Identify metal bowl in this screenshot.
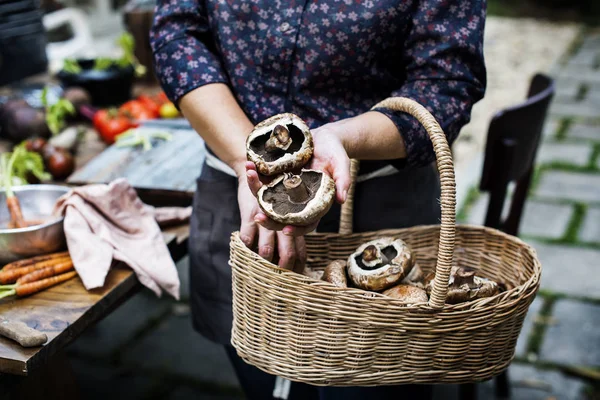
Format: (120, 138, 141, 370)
(0, 184, 71, 263)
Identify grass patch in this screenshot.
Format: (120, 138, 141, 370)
(487, 1, 520, 17)
(526, 294, 557, 355)
(487, 1, 600, 24)
(594, 54, 600, 70)
(520, 291, 600, 356)
(537, 160, 598, 174)
(528, 165, 545, 195)
(521, 202, 596, 247)
(589, 143, 600, 170)
(563, 26, 589, 59)
(577, 84, 590, 101)
(537, 288, 600, 306)
(456, 186, 481, 223)
(563, 203, 587, 243)
(555, 118, 574, 141)
(525, 236, 600, 250)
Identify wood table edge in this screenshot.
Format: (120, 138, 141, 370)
(4, 224, 189, 376)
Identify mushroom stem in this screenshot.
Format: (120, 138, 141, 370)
(362, 245, 380, 263)
(453, 267, 476, 287)
(265, 125, 291, 152)
(361, 245, 389, 266)
(283, 173, 310, 203)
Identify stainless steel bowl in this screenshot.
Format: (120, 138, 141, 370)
(0, 184, 71, 263)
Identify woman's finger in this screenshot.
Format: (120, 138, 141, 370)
(239, 215, 257, 250)
(293, 236, 307, 274)
(282, 221, 319, 237)
(246, 161, 257, 172)
(255, 213, 319, 236)
(276, 232, 296, 270)
(246, 168, 262, 197)
(257, 225, 275, 262)
(254, 212, 287, 231)
(332, 153, 351, 204)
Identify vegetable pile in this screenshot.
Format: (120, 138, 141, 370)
(0, 251, 78, 299)
(92, 91, 178, 144)
(62, 33, 147, 78)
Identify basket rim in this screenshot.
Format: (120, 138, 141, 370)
(229, 223, 542, 313)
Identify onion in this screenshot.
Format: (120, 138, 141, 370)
(0, 100, 51, 142)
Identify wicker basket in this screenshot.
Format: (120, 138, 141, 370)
(229, 97, 542, 386)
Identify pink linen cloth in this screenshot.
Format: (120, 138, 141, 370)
(53, 178, 191, 299)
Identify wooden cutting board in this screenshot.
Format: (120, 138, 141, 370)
(67, 127, 206, 193)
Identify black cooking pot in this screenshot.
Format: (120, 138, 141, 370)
(56, 59, 135, 107)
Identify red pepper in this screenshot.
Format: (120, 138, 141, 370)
(119, 100, 159, 121)
(93, 109, 135, 144)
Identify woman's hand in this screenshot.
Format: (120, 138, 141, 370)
(249, 123, 352, 237)
(237, 165, 306, 272)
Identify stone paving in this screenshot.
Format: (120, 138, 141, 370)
(458, 28, 600, 400)
(62, 27, 600, 400)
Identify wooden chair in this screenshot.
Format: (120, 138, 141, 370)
(459, 73, 555, 400)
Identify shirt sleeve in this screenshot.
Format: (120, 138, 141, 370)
(372, 0, 487, 169)
(150, 0, 230, 105)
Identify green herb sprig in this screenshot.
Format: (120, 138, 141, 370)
(41, 87, 76, 136)
(115, 129, 172, 151)
(1, 145, 51, 194)
(62, 59, 82, 74)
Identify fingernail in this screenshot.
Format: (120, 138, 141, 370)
(283, 228, 293, 236)
(342, 190, 348, 202)
(246, 171, 253, 179)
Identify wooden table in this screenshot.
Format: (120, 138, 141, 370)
(0, 226, 189, 377)
(0, 223, 189, 399)
(0, 77, 197, 398)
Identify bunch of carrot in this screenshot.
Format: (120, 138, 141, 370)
(0, 251, 78, 299)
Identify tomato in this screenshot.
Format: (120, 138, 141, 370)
(159, 102, 180, 119)
(93, 109, 134, 144)
(119, 100, 159, 121)
(152, 92, 169, 106)
(46, 148, 75, 180)
(23, 137, 48, 153)
(137, 95, 161, 116)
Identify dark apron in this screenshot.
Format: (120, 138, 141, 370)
(189, 162, 441, 344)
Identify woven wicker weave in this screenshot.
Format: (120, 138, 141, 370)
(229, 97, 542, 386)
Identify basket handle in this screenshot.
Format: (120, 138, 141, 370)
(338, 97, 456, 309)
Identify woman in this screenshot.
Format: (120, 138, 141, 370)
(151, 1, 486, 399)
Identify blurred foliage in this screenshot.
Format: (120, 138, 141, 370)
(488, 0, 600, 22)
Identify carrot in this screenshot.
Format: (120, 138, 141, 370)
(16, 271, 78, 297)
(6, 196, 26, 228)
(17, 260, 74, 285)
(0, 256, 71, 284)
(0, 271, 78, 299)
(2, 251, 70, 271)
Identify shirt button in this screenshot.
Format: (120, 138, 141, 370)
(279, 22, 290, 32)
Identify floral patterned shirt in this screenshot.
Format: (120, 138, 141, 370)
(150, 0, 486, 169)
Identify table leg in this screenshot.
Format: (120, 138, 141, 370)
(5, 351, 80, 400)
